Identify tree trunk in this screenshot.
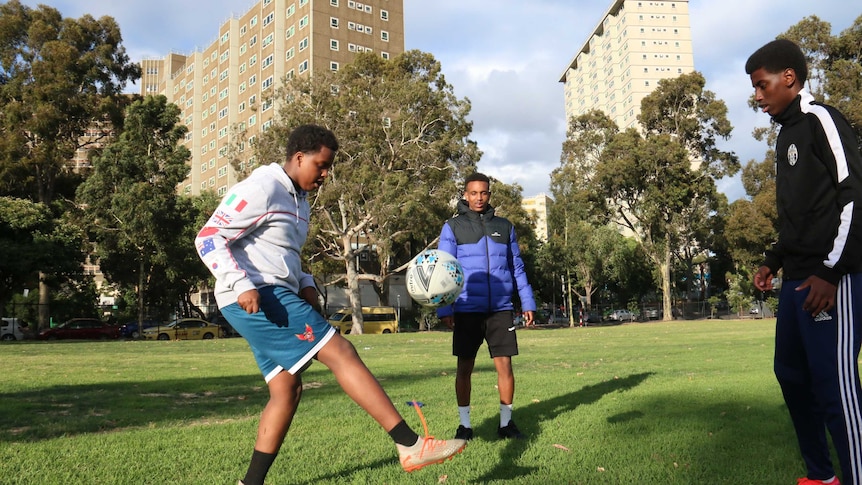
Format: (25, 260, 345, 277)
(661, 246, 673, 321)
(137, 258, 146, 335)
(38, 272, 50, 332)
(344, 237, 364, 335)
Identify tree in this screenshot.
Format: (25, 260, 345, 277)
(77, 96, 192, 328)
(0, 197, 82, 302)
(551, 111, 621, 317)
(0, 1, 140, 329)
(256, 51, 479, 333)
(592, 130, 703, 319)
(639, 72, 737, 307)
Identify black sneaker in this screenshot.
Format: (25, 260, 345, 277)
(497, 420, 525, 439)
(455, 425, 473, 440)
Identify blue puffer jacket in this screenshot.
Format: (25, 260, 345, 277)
(436, 200, 536, 318)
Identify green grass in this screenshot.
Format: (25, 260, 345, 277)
(0, 319, 814, 484)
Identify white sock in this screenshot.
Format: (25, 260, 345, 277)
(822, 478, 836, 484)
(500, 403, 513, 427)
(458, 406, 471, 428)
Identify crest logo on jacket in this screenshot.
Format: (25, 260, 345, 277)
(787, 144, 798, 166)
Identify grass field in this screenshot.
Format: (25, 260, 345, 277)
(0, 318, 817, 484)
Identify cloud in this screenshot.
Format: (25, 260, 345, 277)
(18, 0, 857, 201)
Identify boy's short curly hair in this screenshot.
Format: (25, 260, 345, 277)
(745, 38, 808, 85)
(464, 172, 490, 188)
(287, 124, 339, 156)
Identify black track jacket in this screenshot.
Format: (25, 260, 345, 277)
(764, 89, 862, 284)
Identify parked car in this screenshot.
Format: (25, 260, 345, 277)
(327, 306, 399, 334)
(584, 311, 603, 324)
(142, 318, 224, 340)
(644, 308, 660, 320)
(37, 318, 120, 340)
(1, 317, 28, 341)
(118, 319, 162, 339)
(608, 309, 635, 322)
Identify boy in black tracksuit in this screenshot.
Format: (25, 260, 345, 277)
(748, 39, 862, 485)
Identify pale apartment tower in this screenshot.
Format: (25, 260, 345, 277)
(521, 193, 553, 243)
(558, 0, 694, 131)
(139, 0, 405, 196)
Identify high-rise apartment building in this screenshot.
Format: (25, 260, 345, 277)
(558, 0, 693, 130)
(521, 193, 553, 243)
(139, 0, 404, 196)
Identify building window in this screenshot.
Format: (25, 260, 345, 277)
(286, 47, 295, 60)
(380, 9, 388, 20)
(250, 35, 257, 47)
(249, 74, 256, 86)
(330, 39, 339, 51)
(330, 17, 339, 28)
(300, 15, 309, 29)
(381, 51, 389, 60)
(263, 12, 274, 26)
(330, 61, 339, 71)
(263, 54, 274, 68)
(287, 5, 295, 18)
(330, 0, 338, 5)
(298, 60, 308, 74)
(381, 31, 389, 42)
(299, 37, 309, 51)
(262, 76, 273, 89)
(263, 33, 273, 48)
(286, 25, 295, 39)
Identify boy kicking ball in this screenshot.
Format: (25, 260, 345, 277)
(195, 124, 466, 485)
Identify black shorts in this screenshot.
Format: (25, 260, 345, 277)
(452, 311, 518, 358)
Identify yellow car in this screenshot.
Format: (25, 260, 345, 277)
(142, 318, 224, 340)
(327, 306, 399, 334)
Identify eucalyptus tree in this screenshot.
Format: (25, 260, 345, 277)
(551, 110, 620, 313)
(638, 72, 736, 308)
(77, 96, 192, 328)
(256, 51, 479, 333)
(0, 0, 139, 328)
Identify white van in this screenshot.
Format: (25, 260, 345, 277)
(1, 317, 28, 341)
(327, 307, 399, 334)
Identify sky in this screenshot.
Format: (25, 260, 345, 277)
(20, 0, 857, 201)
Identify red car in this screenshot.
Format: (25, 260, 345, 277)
(37, 318, 121, 340)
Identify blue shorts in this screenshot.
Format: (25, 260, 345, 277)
(221, 285, 336, 382)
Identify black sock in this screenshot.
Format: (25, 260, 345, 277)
(243, 449, 278, 485)
(388, 419, 420, 446)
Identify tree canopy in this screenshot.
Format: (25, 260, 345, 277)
(254, 50, 480, 333)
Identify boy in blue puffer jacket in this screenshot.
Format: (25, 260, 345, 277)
(437, 172, 537, 440)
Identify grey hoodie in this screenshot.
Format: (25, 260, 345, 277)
(195, 163, 316, 309)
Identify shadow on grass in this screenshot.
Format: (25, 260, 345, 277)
(0, 363, 455, 443)
(471, 372, 654, 482)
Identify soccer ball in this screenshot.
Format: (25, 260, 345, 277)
(406, 249, 465, 307)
